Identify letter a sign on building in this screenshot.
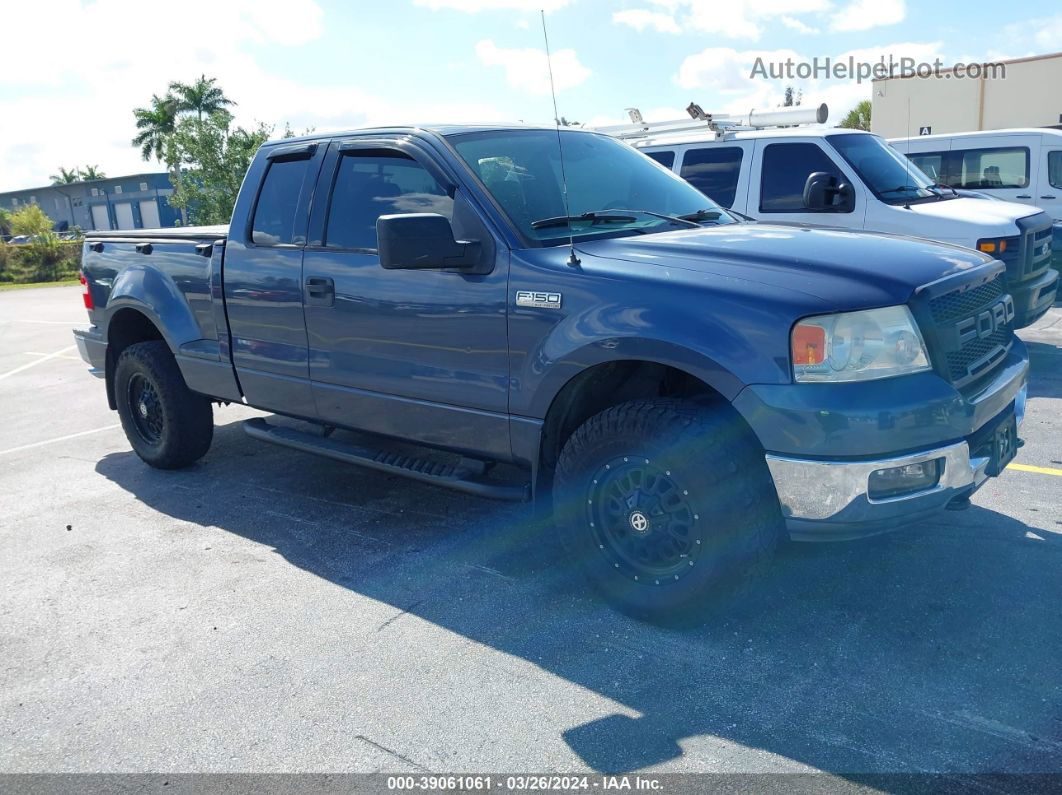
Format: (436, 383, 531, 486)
(918, 126, 932, 135)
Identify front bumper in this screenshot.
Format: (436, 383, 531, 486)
(765, 382, 1026, 542)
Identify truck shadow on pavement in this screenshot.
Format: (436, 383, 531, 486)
(96, 421, 1062, 776)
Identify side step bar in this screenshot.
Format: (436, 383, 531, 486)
(243, 418, 529, 502)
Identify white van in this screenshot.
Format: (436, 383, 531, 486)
(890, 128, 1062, 222)
(634, 126, 1057, 328)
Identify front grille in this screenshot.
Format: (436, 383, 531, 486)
(945, 328, 1010, 381)
(919, 271, 1012, 389)
(928, 274, 1005, 324)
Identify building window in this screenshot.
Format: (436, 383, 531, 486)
(140, 182, 149, 191)
(115, 185, 123, 194)
(11, 198, 18, 206)
(30, 195, 37, 204)
(90, 188, 99, 197)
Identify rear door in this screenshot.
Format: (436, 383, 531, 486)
(1036, 139, 1062, 221)
(222, 141, 325, 417)
(301, 136, 511, 459)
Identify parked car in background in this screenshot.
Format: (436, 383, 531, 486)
(892, 128, 1062, 275)
(631, 123, 1057, 328)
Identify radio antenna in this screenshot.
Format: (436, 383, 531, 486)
(541, 9, 580, 266)
(904, 97, 912, 210)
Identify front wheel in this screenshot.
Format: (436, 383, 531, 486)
(114, 340, 213, 469)
(553, 399, 782, 624)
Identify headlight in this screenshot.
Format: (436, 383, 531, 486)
(791, 305, 931, 383)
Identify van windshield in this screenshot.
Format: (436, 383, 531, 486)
(827, 133, 944, 204)
(448, 129, 736, 244)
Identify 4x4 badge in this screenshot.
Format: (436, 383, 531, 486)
(516, 290, 562, 309)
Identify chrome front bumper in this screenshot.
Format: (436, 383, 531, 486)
(767, 384, 1026, 541)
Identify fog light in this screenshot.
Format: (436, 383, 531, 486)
(868, 458, 943, 500)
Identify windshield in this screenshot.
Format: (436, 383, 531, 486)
(448, 129, 736, 244)
(827, 133, 941, 203)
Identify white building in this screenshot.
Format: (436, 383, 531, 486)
(871, 51, 1062, 139)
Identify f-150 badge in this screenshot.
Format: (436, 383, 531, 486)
(516, 290, 562, 309)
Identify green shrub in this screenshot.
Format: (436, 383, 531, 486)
(0, 241, 82, 283)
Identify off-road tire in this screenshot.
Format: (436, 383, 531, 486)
(113, 340, 213, 469)
(553, 398, 782, 624)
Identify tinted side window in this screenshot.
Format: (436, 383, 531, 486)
(645, 150, 675, 169)
(681, 146, 743, 208)
(1048, 151, 1062, 189)
(251, 158, 309, 246)
(954, 147, 1029, 189)
(908, 151, 946, 183)
(760, 143, 846, 212)
(325, 150, 454, 251)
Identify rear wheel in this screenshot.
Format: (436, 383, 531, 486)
(553, 398, 782, 624)
(114, 340, 213, 469)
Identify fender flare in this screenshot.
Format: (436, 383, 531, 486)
(104, 265, 202, 351)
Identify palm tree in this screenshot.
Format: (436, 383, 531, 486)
(168, 75, 235, 122)
(50, 167, 81, 184)
(81, 165, 106, 181)
(838, 100, 872, 131)
(132, 93, 178, 162)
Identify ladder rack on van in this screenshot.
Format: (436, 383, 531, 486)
(592, 103, 828, 143)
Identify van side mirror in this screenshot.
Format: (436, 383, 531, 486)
(803, 172, 855, 213)
(377, 213, 481, 270)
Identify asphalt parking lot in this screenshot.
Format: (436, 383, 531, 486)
(1, 284, 1060, 777)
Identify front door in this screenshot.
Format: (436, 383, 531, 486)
(301, 138, 511, 459)
(748, 139, 865, 230)
(1036, 145, 1062, 221)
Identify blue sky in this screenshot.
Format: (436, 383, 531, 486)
(1, 0, 1060, 191)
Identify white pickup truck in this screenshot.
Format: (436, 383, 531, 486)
(625, 118, 1057, 328)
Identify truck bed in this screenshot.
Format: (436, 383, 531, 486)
(85, 225, 228, 241)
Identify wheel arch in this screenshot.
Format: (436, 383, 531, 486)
(528, 346, 758, 503)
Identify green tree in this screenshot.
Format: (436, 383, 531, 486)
(838, 99, 872, 131)
(132, 93, 178, 162)
(166, 112, 271, 225)
(9, 204, 56, 237)
(50, 167, 81, 184)
(168, 74, 236, 122)
(0, 207, 12, 237)
(81, 165, 106, 181)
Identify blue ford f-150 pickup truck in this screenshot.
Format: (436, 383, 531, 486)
(74, 125, 1029, 620)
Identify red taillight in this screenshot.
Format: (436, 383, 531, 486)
(79, 271, 94, 310)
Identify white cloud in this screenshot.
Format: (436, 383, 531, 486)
(631, 0, 829, 41)
(675, 41, 943, 125)
(0, 0, 515, 192)
(413, 0, 571, 11)
(779, 15, 818, 34)
(474, 39, 591, 95)
(1002, 14, 1062, 53)
(612, 9, 681, 34)
(831, 0, 905, 32)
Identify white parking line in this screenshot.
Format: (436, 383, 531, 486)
(0, 345, 77, 381)
(23, 351, 83, 361)
(2, 319, 83, 325)
(0, 424, 121, 457)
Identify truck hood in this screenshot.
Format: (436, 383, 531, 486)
(579, 223, 993, 311)
(903, 196, 1040, 227)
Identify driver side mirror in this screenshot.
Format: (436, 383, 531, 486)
(377, 213, 482, 271)
(803, 172, 855, 213)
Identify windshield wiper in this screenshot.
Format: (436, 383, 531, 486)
(600, 208, 701, 228)
(531, 212, 638, 230)
(677, 208, 724, 223)
(879, 184, 923, 196)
